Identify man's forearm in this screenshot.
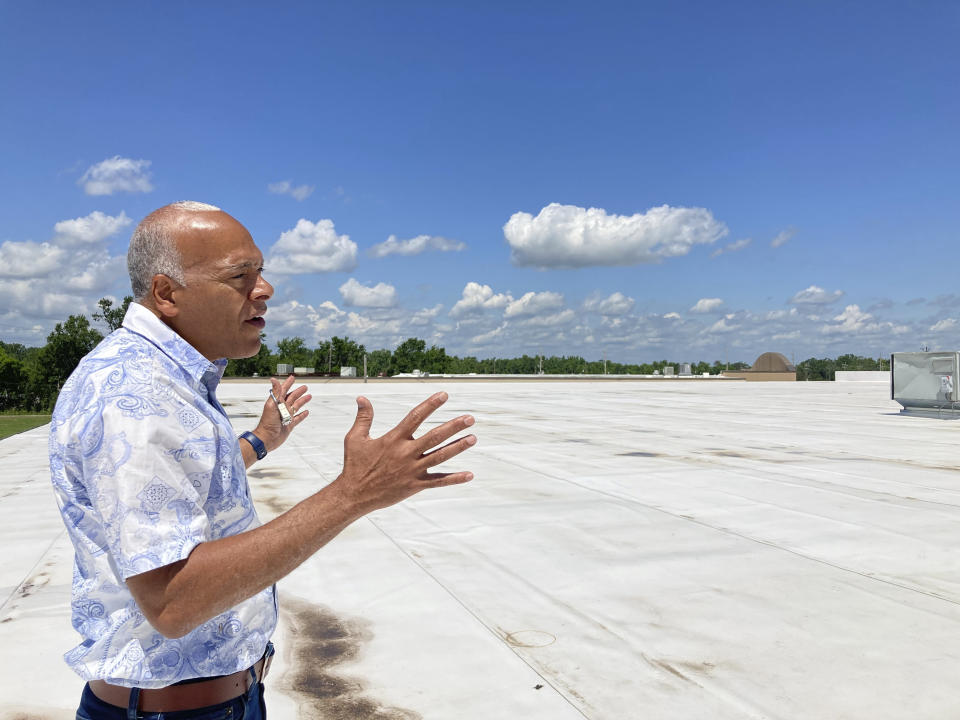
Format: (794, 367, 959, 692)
(127, 479, 363, 638)
(129, 391, 475, 639)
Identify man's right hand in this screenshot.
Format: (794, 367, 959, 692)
(332, 391, 476, 514)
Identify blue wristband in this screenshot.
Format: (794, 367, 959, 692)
(240, 431, 267, 460)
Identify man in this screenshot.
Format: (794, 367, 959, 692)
(49, 201, 476, 718)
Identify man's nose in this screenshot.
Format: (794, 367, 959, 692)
(252, 273, 273, 300)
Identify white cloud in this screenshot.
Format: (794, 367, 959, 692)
(268, 180, 315, 202)
(268, 219, 357, 274)
(820, 305, 909, 336)
(663, 312, 681, 320)
(771, 228, 797, 248)
(78, 156, 153, 195)
(259, 297, 446, 351)
(263, 299, 342, 339)
(708, 316, 739, 334)
(711, 238, 752, 258)
(339, 278, 398, 308)
(765, 308, 799, 320)
(54, 210, 132, 245)
(346, 312, 379, 334)
(469, 324, 507, 346)
(824, 304, 873, 333)
(690, 298, 724, 313)
(63, 255, 127, 291)
(0, 241, 67, 278)
(0, 280, 92, 320)
(930, 318, 956, 333)
(368, 234, 466, 258)
(504, 291, 565, 318)
(503, 203, 728, 268)
(515, 309, 576, 327)
(789, 285, 845, 305)
(410, 304, 444, 326)
(0, 209, 131, 317)
(449, 282, 512, 318)
(584, 291, 635, 316)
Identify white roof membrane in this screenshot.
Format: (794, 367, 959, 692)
(1, 379, 958, 718)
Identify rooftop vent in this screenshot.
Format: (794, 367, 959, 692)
(891, 352, 960, 418)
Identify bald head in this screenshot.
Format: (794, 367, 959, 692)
(127, 201, 223, 300)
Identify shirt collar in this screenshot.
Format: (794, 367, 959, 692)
(121, 302, 227, 394)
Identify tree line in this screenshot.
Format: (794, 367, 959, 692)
(795, 354, 889, 381)
(225, 334, 754, 380)
(0, 296, 890, 411)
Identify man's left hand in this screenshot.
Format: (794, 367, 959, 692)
(255, 375, 312, 452)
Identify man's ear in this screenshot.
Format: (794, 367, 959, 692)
(150, 274, 180, 318)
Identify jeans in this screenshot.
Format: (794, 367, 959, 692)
(76, 670, 267, 720)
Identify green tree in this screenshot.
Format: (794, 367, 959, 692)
(835, 354, 884, 372)
(422, 345, 448, 374)
(392, 338, 426, 373)
(312, 336, 367, 375)
(93, 296, 134, 332)
(451, 355, 481, 374)
(275, 337, 312, 368)
(366, 348, 393, 376)
(331, 336, 366, 372)
(314, 340, 332, 373)
(797, 357, 836, 381)
(0, 341, 30, 362)
(27, 315, 103, 409)
(0, 349, 26, 410)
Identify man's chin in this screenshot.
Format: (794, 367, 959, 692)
(231, 340, 262, 360)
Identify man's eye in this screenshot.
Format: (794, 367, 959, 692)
(230, 267, 263, 280)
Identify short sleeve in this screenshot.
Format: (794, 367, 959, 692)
(78, 368, 216, 580)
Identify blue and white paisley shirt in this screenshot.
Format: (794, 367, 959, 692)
(49, 302, 277, 688)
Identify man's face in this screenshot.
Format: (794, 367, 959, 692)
(168, 212, 273, 362)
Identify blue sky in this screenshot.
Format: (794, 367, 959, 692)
(1, 1, 957, 363)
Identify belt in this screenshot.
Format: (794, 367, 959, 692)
(88, 650, 273, 712)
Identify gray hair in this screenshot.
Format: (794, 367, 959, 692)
(127, 201, 222, 300)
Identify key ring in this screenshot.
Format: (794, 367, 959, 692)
(270, 389, 293, 425)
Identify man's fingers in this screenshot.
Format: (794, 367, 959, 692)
(289, 408, 309, 429)
(420, 433, 477, 468)
(416, 414, 475, 452)
(270, 375, 298, 399)
(422, 470, 474, 486)
(348, 396, 374, 439)
(286, 386, 311, 410)
(269, 377, 284, 406)
(394, 392, 448, 437)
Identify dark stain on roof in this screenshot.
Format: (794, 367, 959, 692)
(278, 595, 421, 720)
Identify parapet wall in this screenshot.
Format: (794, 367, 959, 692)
(722, 371, 796, 382)
(835, 371, 890, 382)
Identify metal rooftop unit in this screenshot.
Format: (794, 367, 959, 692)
(891, 351, 960, 417)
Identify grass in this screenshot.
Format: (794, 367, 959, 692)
(0, 414, 51, 440)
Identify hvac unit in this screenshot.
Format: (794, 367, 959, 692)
(891, 351, 960, 417)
